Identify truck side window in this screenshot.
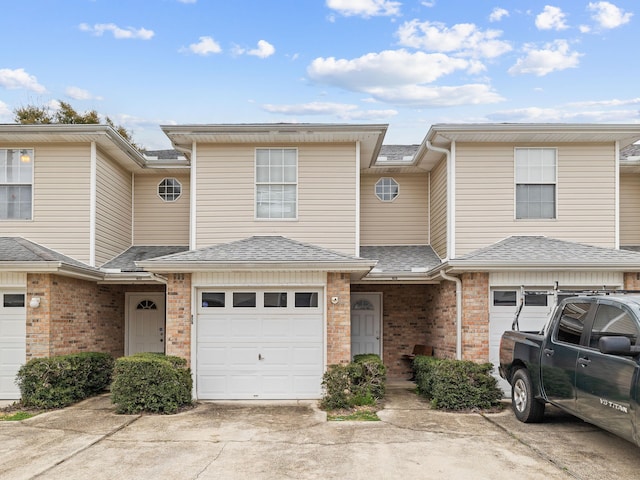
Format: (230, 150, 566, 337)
(590, 304, 639, 349)
(555, 302, 590, 345)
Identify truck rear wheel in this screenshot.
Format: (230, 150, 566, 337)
(511, 368, 545, 423)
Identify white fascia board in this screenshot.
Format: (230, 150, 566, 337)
(135, 261, 377, 274)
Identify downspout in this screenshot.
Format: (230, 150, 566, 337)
(440, 270, 462, 360)
(89, 141, 97, 267)
(171, 143, 196, 250)
(615, 140, 620, 249)
(425, 140, 454, 259)
(355, 140, 361, 257)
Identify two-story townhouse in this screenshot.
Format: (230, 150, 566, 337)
(3, 121, 640, 400)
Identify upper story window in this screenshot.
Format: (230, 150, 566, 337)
(0, 149, 33, 220)
(515, 148, 556, 219)
(255, 148, 297, 219)
(375, 177, 399, 202)
(158, 178, 181, 202)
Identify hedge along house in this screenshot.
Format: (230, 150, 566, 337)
(4, 122, 640, 399)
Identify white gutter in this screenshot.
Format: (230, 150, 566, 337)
(355, 140, 361, 257)
(615, 140, 620, 249)
(426, 140, 454, 259)
(89, 141, 97, 267)
(440, 270, 462, 360)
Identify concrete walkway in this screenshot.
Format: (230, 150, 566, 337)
(0, 382, 637, 479)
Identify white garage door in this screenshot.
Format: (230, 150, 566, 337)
(196, 289, 324, 400)
(0, 290, 26, 399)
(489, 289, 554, 395)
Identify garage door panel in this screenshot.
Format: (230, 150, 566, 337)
(197, 288, 324, 400)
(0, 291, 26, 400)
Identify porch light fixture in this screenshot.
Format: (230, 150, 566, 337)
(29, 297, 40, 308)
(20, 150, 31, 163)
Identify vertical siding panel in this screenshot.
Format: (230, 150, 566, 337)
(95, 152, 132, 265)
(430, 158, 448, 258)
(195, 143, 357, 255)
(0, 143, 91, 263)
(0, 273, 26, 286)
(133, 173, 190, 246)
(455, 143, 617, 255)
(360, 173, 428, 246)
(620, 172, 640, 246)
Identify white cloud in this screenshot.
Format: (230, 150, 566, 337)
(489, 8, 509, 22)
(508, 40, 582, 76)
(421, 1, 436, 6)
(488, 106, 640, 123)
(588, 1, 632, 29)
(396, 20, 512, 59)
(65, 86, 102, 101)
(0, 100, 11, 120)
(239, 40, 275, 58)
(579, 24, 591, 33)
(326, 0, 401, 17)
(182, 36, 222, 55)
(177, 0, 196, 3)
(566, 97, 640, 108)
(308, 50, 471, 89)
(364, 83, 504, 106)
(79, 23, 154, 40)
(0, 68, 46, 93)
(262, 101, 397, 120)
(535, 6, 569, 30)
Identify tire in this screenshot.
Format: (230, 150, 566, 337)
(511, 368, 545, 423)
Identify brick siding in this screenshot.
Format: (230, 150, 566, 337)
(327, 272, 351, 365)
(165, 273, 192, 365)
(460, 272, 490, 362)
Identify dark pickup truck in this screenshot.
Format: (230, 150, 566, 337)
(499, 293, 640, 446)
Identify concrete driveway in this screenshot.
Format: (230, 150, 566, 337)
(0, 382, 637, 480)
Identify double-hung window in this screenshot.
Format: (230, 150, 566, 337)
(515, 148, 556, 219)
(255, 148, 297, 219)
(0, 149, 33, 220)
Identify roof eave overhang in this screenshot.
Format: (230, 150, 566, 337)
(357, 272, 440, 284)
(99, 271, 167, 285)
(0, 262, 103, 281)
(434, 261, 640, 275)
(136, 260, 377, 274)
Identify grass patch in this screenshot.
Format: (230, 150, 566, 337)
(326, 404, 381, 422)
(0, 411, 36, 421)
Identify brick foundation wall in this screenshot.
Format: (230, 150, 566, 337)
(26, 274, 126, 359)
(624, 272, 640, 289)
(460, 272, 490, 362)
(327, 272, 351, 365)
(166, 273, 192, 365)
(424, 281, 457, 360)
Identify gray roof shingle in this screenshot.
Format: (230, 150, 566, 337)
(138, 236, 371, 265)
(360, 245, 441, 273)
(451, 236, 640, 266)
(102, 246, 190, 272)
(621, 143, 640, 160)
(0, 237, 95, 270)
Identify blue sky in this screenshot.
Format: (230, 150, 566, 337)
(0, 0, 637, 149)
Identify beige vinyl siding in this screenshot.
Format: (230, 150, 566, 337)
(95, 151, 132, 266)
(133, 174, 190, 246)
(195, 143, 357, 255)
(430, 157, 448, 258)
(620, 172, 640, 246)
(360, 173, 428, 246)
(455, 143, 617, 255)
(0, 143, 91, 263)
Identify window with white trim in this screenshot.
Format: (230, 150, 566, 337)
(158, 178, 182, 202)
(515, 148, 556, 219)
(0, 149, 33, 220)
(255, 148, 297, 219)
(375, 177, 399, 202)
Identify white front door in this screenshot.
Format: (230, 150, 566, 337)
(0, 290, 26, 399)
(350, 293, 381, 357)
(127, 293, 165, 355)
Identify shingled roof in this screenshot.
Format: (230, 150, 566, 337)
(136, 236, 376, 273)
(360, 245, 441, 275)
(102, 246, 190, 272)
(445, 236, 640, 271)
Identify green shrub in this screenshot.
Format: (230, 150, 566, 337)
(321, 354, 386, 410)
(110, 353, 192, 414)
(413, 355, 442, 398)
(17, 352, 114, 409)
(429, 359, 502, 410)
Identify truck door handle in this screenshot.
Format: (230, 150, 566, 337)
(543, 348, 554, 357)
(578, 357, 591, 367)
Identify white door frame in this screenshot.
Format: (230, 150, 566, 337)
(124, 292, 166, 355)
(350, 292, 383, 358)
